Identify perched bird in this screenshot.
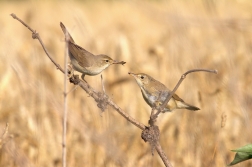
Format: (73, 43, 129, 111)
(129, 72, 200, 112)
(60, 22, 126, 80)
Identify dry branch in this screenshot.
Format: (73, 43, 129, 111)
(152, 69, 218, 119)
(11, 13, 145, 129)
(11, 13, 217, 167)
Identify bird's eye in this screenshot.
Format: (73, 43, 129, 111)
(105, 60, 109, 63)
(140, 76, 145, 79)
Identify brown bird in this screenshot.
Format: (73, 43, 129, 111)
(129, 72, 200, 112)
(60, 22, 126, 80)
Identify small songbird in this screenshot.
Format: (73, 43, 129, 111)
(129, 72, 200, 112)
(60, 22, 126, 80)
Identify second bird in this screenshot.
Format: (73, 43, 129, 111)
(129, 72, 200, 112)
(60, 22, 126, 80)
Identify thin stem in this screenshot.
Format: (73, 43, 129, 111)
(10, 13, 186, 167)
(62, 39, 68, 167)
(101, 75, 106, 94)
(10, 13, 65, 73)
(153, 69, 217, 118)
(66, 85, 78, 95)
(11, 12, 146, 131)
(155, 142, 173, 167)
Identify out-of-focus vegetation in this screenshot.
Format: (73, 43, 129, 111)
(0, 0, 252, 166)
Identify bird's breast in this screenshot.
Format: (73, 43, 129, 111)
(140, 87, 169, 107)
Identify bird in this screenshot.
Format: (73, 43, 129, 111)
(60, 22, 126, 80)
(128, 72, 200, 112)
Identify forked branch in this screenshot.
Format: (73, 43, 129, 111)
(10, 13, 146, 130)
(152, 69, 218, 119)
(10, 13, 217, 167)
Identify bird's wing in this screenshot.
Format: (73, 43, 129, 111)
(152, 81, 185, 102)
(152, 82, 169, 97)
(60, 22, 95, 67)
(68, 42, 95, 67)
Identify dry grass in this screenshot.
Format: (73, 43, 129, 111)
(1, 0, 252, 166)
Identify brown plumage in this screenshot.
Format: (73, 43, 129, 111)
(129, 72, 200, 112)
(60, 22, 126, 79)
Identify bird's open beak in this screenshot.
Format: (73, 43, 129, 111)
(112, 60, 126, 65)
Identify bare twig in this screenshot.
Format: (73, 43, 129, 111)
(141, 125, 172, 167)
(66, 85, 78, 95)
(146, 69, 217, 167)
(10, 13, 65, 73)
(10, 13, 171, 166)
(101, 75, 106, 94)
(10, 14, 146, 130)
(62, 37, 69, 167)
(10, 13, 219, 167)
(155, 142, 173, 167)
(153, 69, 218, 119)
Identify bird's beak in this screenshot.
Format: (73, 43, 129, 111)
(128, 72, 136, 77)
(112, 60, 126, 65)
(129, 72, 142, 86)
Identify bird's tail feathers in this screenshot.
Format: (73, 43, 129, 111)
(60, 22, 75, 43)
(177, 101, 200, 111)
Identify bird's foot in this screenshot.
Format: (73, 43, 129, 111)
(81, 74, 87, 83)
(154, 101, 162, 108)
(67, 63, 74, 78)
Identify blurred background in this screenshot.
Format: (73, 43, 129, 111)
(1, 0, 252, 166)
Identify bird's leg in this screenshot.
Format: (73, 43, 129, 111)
(67, 63, 74, 78)
(154, 101, 162, 107)
(81, 74, 87, 83)
(68, 63, 81, 85)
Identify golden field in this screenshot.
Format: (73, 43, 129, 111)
(0, 0, 252, 166)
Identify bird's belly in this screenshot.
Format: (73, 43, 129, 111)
(146, 95, 158, 106)
(70, 57, 106, 76)
(142, 90, 168, 107)
(85, 65, 109, 75)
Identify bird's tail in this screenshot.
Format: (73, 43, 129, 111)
(60, 22, 75, 43)
(176, 101, 200, 111)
